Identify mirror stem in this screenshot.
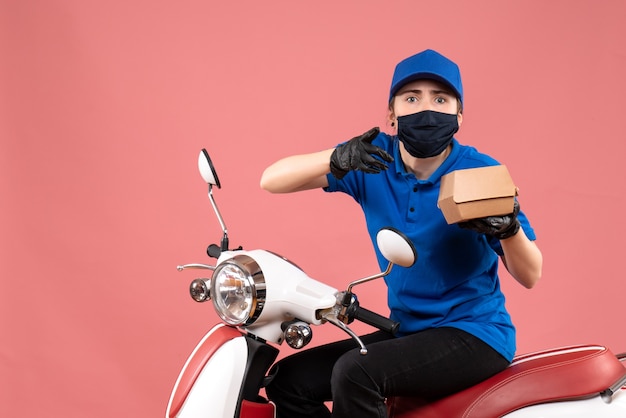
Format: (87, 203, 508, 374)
(346, 262, 393, 294)
(208, 184, 228, 245)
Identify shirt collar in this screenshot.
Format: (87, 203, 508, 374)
(392, 138, 460, 185)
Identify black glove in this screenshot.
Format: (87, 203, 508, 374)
(458, 201, 521, 240)
(329, 127, 394, 179)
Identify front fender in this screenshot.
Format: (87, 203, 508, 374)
(166, 324, 245, 418)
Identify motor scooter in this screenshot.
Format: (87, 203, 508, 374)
(166, 149, 626, 418)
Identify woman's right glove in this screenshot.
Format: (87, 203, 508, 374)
(330, 127, 394, 179)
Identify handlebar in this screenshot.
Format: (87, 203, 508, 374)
(354, 306, 400, 336)
(340, 292, 400, 337)
(325, 295, 400, 354)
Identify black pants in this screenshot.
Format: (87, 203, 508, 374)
(265, 327, 509, 418)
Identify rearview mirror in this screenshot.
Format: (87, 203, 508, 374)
(376, 227, 417, 268)
(198, 149, 221, 188)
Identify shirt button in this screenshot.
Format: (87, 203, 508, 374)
(409, 207, 415, 212)
(413, 186, 418, 192)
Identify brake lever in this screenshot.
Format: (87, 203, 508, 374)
(321, 313, 368, 355)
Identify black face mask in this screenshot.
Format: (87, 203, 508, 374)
(397, 110, 459, 158)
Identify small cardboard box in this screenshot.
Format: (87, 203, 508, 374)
(438, 165, 517, 224)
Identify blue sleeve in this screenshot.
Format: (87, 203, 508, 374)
(325, 172, 340, 192)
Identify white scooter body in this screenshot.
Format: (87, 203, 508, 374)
(213, 249, 338, 344)
(167, 246, 341, 418)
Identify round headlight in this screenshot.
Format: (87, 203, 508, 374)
(211, 255, 265, 326)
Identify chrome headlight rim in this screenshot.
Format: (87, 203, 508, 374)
(210, 255, 265, 326)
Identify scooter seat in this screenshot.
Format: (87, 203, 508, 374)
(387, 344, 626, 418)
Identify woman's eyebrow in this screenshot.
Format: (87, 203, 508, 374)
(431, 89, 454, 96)
(398, 88, 453, 96)
(398, 89, 422, 95)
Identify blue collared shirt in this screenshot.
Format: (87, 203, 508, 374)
(325, 133, 536, 361)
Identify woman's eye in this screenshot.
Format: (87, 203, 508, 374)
(406, 96, 417, 103)
(435, 97, 446, 104)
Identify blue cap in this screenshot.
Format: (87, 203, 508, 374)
(389, 49, 463, 104)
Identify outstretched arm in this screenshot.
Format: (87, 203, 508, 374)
(260, 127, 393, 194)
(260, 149, 334, 193)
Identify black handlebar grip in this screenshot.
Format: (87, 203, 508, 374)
(207, 244, 222, 259)
(354, 306, 400, 336)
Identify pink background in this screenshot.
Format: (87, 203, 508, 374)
(2, 1, 625, 416)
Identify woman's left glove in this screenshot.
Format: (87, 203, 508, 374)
(458, 201, 521, 240)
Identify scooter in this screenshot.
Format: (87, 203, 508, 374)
(166, 149, 626, 418)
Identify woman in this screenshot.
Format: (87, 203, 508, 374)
(260, 49, 542, 418)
